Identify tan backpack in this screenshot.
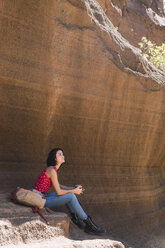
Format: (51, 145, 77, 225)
(11, 187, 50, 224)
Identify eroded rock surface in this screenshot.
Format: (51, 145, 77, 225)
(0, 0, 165, 247)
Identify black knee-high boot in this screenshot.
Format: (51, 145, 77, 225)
(83, 216, 105, 235)
(70, 213, 85, 229)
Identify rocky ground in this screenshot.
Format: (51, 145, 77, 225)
(0, 218, 126, 248)
(0, 193, 126, 248)
(4, 237, 125, 248)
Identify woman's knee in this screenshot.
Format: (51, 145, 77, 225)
(67, 192, 76, 198)
(67, 193, 77, 201)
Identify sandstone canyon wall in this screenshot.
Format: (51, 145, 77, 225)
(0, 0, 165, 247)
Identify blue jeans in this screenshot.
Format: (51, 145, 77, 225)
(44, 192, 88, 220)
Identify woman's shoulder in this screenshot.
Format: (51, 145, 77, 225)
(46, 166, 57, 177)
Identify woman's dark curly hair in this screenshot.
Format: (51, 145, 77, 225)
(46, 148, 64, 167)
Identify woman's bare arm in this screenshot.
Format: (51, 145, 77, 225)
(60, 184, 75, 190)
(49, 169, 83, 196)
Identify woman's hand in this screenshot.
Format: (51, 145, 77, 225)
(75, 185, 85, 192)
(73, 186, 84, 195)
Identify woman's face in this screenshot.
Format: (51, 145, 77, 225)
(55, 150, 65, 165)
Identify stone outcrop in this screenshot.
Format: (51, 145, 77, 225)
(0, 193, 125, 248)
(0, 0, 165, 247)
(0, 193, 69, 246)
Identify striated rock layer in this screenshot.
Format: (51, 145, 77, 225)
(0, 0, 165, 247)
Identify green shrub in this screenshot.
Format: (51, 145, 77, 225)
(138, 37, 165, 71)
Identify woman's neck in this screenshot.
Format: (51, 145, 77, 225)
(55, 164, 61, 170)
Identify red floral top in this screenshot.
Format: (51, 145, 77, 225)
(33, 166, 57, 193)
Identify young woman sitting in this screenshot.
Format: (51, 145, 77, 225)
(32, 148, 105, 235)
